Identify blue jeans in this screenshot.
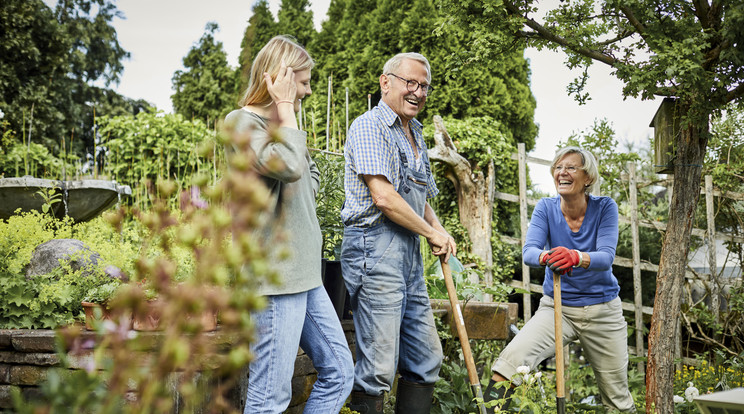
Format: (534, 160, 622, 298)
(342, 223, 443, 395)
(244, 286, 354, 414)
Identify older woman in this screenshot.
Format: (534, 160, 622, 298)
(224, 35, 353, 414)
(484, 147, 635, 412)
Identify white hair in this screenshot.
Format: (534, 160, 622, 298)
(382, 52, 431, 82)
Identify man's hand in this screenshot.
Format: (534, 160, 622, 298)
(428, 230, 455, 263)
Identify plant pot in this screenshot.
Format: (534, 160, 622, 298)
(429, 299, 519, 340)
(132, 300, 163, 331)
(322, 259, 351, 320)
(132, 300, 218, 332)
(81, 301, 111, 330)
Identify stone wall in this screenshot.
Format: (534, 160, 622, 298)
(0, 302, 515, 413)
(0, 321, 357, 413)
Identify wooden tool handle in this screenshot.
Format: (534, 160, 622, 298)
(554, 271, 566, 413)
(442, 258, 479, 386)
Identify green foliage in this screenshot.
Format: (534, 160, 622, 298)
(424, 256, 517, 304)
(0, 0, 141, 158)
(12, 125, 275, 413)
(172, 22, 236, 126)
(306, 0, 537, 151)
(276, 0, 316, 49)
(314, 151, 345, 259)
(674, 352, 744, 398)
(35, 186, 62, 215)
(0, 140, 65, 178)
(424, 116, 522, 252)
(237, 0, 278, 93)
(704, 102, 744, 237)
(97, 111, 221, 209)
(0, 211, 137, 328)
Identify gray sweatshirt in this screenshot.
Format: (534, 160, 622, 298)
(224, 108, 322, 296)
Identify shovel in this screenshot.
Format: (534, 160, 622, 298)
(553, 271, 566, 414)
(441, 257, 488, 414)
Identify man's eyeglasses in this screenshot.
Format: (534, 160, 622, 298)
(554, 165, 580, 173)
(386, 73, 434, 96)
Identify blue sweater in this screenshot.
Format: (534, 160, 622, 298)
(523, 195, 620, 306)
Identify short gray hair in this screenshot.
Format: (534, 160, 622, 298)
(550, 146, 599, 194)
(382, 53, 431, 82)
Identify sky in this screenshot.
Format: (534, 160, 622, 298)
(95, 0, 660, 192)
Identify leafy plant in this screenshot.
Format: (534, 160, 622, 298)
(97, 111, 222, 210)
(313, 151, 345, 259)
(0, 211, 138, 328)
(11, 120, 278, 413)
(35, 186, 62, 215)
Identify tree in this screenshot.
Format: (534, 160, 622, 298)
(171, 22, 236, 127)
(308, 0, 536, 146)
(237, 0, 278, 93)
(276, 0, 316, 49)
(0, 0, 132, 157)
(438, 0, 744, 411)
(301, 0, 536, 287)
(428, 116, 520, 296)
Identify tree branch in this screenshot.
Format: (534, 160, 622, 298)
(703, 38, 731, 70)
(503, 0, 619, 67)
(692, 0, 711, 29)
(619, 6, 647, 36)
(596, 31, 635, 47)
(723, 82, 744, 105)
(709, 0, 724, 30)
(428, 116, 478, 193)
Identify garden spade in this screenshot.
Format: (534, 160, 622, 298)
(441, 257, 488, 414)
(553, 271, 566, 414)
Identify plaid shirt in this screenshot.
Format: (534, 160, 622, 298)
(341, 100, 438, 227)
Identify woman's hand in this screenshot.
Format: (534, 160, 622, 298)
(545, 246, 580, 275)
(264, 60, 297, 106)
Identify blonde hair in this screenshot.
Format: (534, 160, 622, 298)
(550, 146, 599, 194)
(238, 35, 314, 107)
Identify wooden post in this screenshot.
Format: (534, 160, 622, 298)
(518, 143, 531, 321)
(345, 87, 349, 140)
(628, 162, 645, 374)
(326, 75, 332, 151)
(705, 175, 719, 323)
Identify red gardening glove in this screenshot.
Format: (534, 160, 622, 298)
(545, 246, 580, 275)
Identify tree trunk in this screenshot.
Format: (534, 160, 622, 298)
(646, 102, 709, 413)
(428, 116, 495, 299)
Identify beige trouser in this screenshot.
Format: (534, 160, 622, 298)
(491, 295, 636, 412)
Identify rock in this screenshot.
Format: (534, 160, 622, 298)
(23, 239, 126, 281)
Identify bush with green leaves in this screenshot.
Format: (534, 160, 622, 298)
(0, 211, 135, 328)
(11, 119, 276, 413)
(0, 140, 67, 179)
(97, 111, 222, 209)
(313, 150, 345, 259)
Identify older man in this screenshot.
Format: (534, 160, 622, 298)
(340, 52, 456, 414)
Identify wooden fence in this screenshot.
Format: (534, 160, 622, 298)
(499, 143, 743, 371)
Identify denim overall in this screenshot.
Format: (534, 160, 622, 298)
(341, 133, 444, 395)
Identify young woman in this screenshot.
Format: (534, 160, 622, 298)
(224, 35, 353, 414)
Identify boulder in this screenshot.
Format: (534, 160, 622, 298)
(24, 239, 125, 281)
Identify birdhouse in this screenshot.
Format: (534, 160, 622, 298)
(649, 98, 679, 174)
